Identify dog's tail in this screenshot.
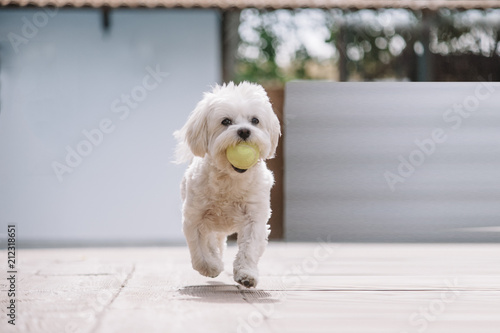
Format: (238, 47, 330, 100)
(173, 128, 194, 164)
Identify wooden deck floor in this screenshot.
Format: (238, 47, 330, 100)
(1, 243, 499, 332)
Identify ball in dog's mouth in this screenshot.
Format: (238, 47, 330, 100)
(226, 143, 259, 173)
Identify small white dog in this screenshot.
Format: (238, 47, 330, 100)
(174, 82, 281, 288)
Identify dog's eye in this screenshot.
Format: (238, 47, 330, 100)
(251, 118, 259, 125)
(221, 118, 232, 126)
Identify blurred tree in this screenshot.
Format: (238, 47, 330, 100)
(236, 25, 283, 84)
(328, 9, 419, 81)
(235, 9, 318, 86)
(234, 8, 500, 84)
(431, 9, 500, 81)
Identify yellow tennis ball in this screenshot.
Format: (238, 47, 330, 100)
(226, 143, 260, 170)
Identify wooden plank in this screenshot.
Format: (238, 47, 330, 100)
(0, 243, 499, 333)
(91, 249, 259, 333)
(264, 291, 500, 333)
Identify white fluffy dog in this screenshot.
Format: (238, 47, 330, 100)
(174, 82, 281, 288)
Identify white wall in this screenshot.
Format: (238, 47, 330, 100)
(285, 82, 500, 242)
(0, 8, 221, 246)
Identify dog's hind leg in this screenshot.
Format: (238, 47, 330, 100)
(215, 232, 227, 258)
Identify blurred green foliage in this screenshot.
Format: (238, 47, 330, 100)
(234, 9, 500, 84)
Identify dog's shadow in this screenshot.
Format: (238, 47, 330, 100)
(178, 281, 280, 304)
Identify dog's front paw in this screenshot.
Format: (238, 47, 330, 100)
(234, 269, 258, 288)
(193, 260, 223, 278)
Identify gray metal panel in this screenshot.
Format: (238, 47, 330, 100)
(285, 82, 500, 242)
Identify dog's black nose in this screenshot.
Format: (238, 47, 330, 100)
(238, 128, 251, 140)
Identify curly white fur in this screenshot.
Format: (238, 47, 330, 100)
(174, 82, 281, 288)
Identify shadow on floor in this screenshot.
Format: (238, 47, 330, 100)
(178, 281, 281, 304)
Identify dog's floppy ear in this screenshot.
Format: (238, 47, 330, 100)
(266, 108, 281, 159)
(183, 98, 210, 158)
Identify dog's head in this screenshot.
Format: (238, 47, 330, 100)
(175, 82, 281, 173)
